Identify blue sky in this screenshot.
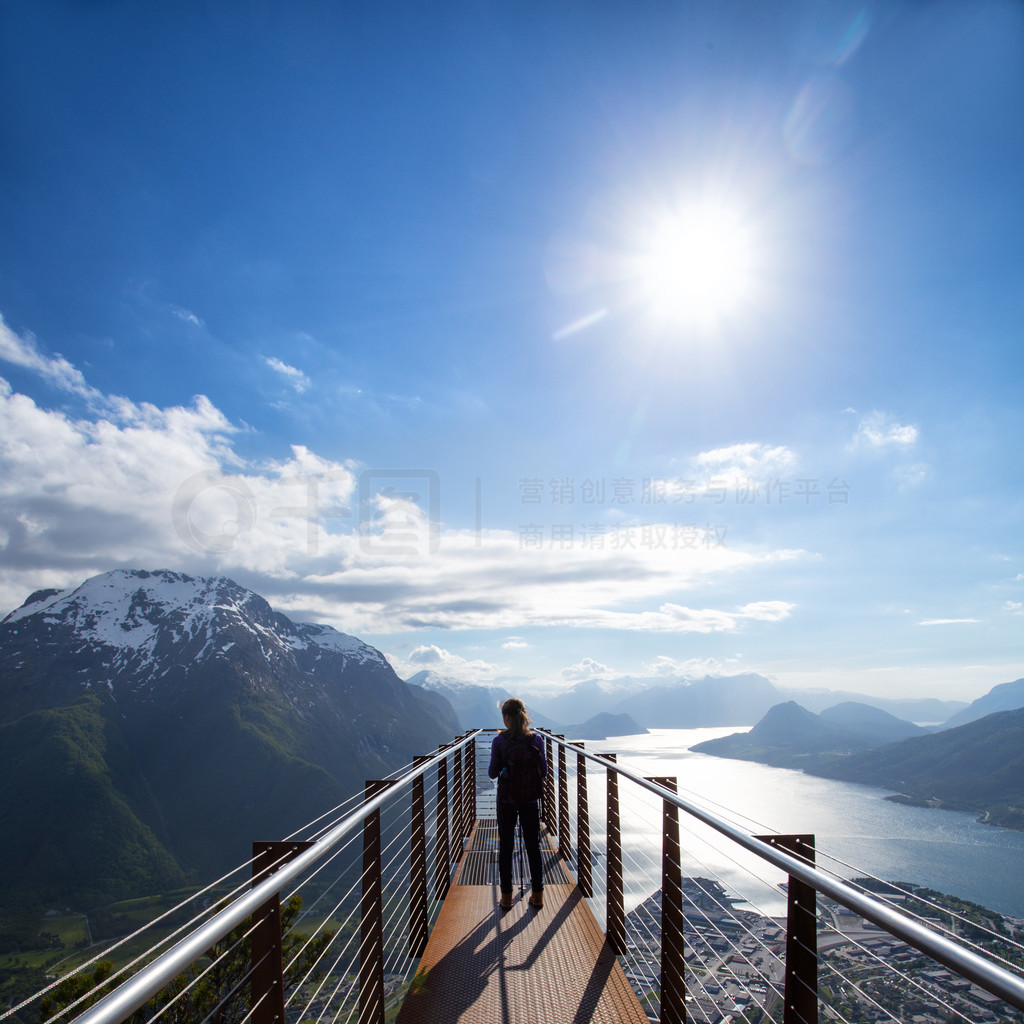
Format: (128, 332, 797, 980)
(1, 0, 1021, 701)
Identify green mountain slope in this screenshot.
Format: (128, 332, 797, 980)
(691, 701, 879, 768)
(940, 677, 1024, 729)
(0, 697, 184, 907)
(0, 569, 460, 926)
(815, 707, 1024, 830)
(818, 701, 928, 743)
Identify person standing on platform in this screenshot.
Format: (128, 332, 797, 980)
(488, 697, 547, 910)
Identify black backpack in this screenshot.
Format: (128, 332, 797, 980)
(499, 734, 544, 804)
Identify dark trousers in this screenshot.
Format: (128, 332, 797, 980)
(497, 799, 544, 894)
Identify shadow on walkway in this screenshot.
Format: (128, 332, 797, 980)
(396, 884, 646, 1024)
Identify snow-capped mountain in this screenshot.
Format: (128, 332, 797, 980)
(0, 569, 458, 915)
(542, 674, 968, 730)
(2, 568, 386, 704)
(405, 670, 515, 730)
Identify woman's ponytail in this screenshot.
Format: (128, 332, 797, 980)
(500, 697, 532, 739)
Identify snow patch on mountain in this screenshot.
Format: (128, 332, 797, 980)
(410, 670, 492, 694)
(294, 623, 384, 666)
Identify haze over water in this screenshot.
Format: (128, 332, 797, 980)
(585, 729, 1024, 920)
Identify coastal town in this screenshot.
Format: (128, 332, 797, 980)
(620, 878, 1024, 1024)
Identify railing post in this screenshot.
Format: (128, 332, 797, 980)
(756, 833, 818, 1024)
(409, 756, 430, 957)
(599, 752, 624, 954)
(250, 841, 315, 1024)
(648, 777, 685, 1024)
(544, 734, 555, 833)
(557, 735, 570, 862)
(576, 744, 592, 897)
(361, 780, 397, 1024)
(434, 744, 451, 899)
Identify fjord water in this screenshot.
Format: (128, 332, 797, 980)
(585, 729, 1024, 920)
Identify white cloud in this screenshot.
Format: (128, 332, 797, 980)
(408, 645, 445, 665)
(854, 411, 918, 448)
(263, 356, 311, 394)
(667, 442, 798, 500)
(0, 314, 106, 407)
(390, 644, 499, 682)
(737, 601, 794, 622)
(171, 306, 205, 329)
(561, 658, 613, 682)
(1004, 601, 1023, 616)
(917, 618, 980, 626)
(694, 442, 797, 475)
(502, 636, 530, 649)
(642, 655, 743, 678)
(604, 600, 796, 634)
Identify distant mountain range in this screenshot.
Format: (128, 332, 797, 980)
(559, 712, 646, 741)
(407, 671, 969, 735)
(0, 569, 459, 926)
(404, 672, 643, 740)
(940, 677, 1024, 729)
(405, 670, 560, 731)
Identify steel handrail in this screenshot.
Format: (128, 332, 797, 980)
(71, 731, 481, 1024)
(539, 729, 1024, 1012)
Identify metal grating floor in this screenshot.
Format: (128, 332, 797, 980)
(397, 821, 647, 1024)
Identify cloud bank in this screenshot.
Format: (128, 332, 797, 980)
(0, 318, 805, 645)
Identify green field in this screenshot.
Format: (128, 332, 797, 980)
(0, 885, 365, 1019)
(0, 887, 232, 1015)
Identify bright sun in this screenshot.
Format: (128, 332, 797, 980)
(635, 203, 754, 327)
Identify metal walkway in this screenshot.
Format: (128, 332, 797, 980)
(396, 818, 648, 1024)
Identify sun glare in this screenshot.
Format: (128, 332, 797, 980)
(636, 203, 754, 327)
